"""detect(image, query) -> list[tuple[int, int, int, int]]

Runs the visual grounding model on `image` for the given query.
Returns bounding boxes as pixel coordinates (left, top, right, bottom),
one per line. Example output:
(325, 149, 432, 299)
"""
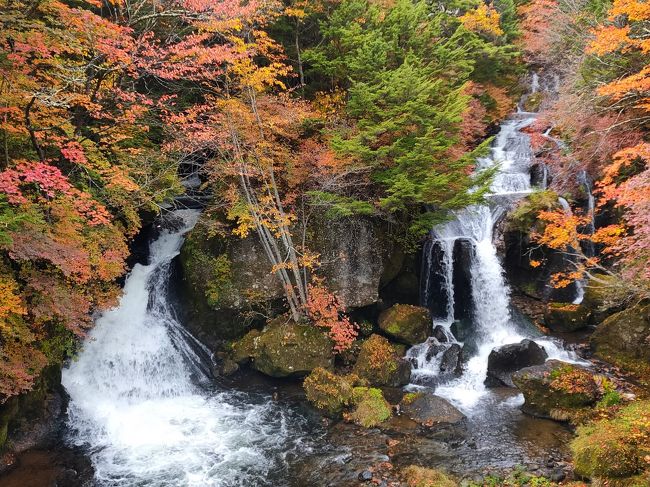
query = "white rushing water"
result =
(411, 112, 582, 412)
(62, 210, 306, 487)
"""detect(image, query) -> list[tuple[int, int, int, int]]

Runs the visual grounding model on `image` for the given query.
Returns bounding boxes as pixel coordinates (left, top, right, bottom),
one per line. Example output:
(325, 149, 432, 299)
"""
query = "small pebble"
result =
(358, 470, 373, 482)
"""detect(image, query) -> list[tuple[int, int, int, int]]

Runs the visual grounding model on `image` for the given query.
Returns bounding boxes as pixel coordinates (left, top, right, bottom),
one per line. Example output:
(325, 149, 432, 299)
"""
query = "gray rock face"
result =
(313, 217, 399, 309)
(399, 393, 466, 441)
(179, 215, 402, 344)
(400, 393, 465, 425)
(485, 339, 548, 388)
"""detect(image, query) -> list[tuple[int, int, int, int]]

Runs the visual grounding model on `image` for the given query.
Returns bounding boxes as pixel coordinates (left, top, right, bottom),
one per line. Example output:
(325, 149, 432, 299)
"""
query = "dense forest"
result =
(0, 0, 649, 485)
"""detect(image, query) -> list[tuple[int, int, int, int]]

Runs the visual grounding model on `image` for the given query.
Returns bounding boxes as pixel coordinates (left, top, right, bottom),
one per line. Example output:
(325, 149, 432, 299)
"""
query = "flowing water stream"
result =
(61, 210, 312, 487)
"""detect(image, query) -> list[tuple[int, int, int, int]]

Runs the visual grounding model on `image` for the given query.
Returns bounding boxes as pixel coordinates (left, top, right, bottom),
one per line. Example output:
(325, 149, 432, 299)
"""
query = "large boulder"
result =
(485, 339, 548, 388)
(231, 319, 333, 378)
(179, 215, 406, 346)
(353, 334, 411, 387)
(512, 360, 600, 420)
(378, 304, 431, 345)
(303, 368, 360, 417)
(591, 300, 650, 366)
(582, 275, 630, 325)
(399, 392, 465, 426)
(346, 387, 393, 428)
(544, 303, 592, 332)
(399, 392, 466, 441)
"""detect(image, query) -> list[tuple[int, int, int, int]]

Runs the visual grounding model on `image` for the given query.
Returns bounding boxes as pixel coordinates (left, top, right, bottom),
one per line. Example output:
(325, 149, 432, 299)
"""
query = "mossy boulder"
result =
(571, 400, 650, 480)
(544, 302, 592, 332)
(353, 334, 411, 387)
(303, 368, 363, 417)
(591, 300, 650, 365)
(378, 304, 431, 345)
(401, 465, 457, 487)
(231, 319, 333, 378)
(346, 387, 392, 428)
(512, 360, 600, 420)
(582, 275, 630, 325)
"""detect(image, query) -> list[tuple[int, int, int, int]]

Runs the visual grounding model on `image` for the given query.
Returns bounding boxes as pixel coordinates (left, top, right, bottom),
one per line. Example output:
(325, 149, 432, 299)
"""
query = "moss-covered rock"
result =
(378, 304, 431, 345)
(231, 319, 333, 378)
(544, 302, 592, 332)
(512, 360, 600, 420)
(582, 275, 630, 325)
(353, 334, 411, 387)
(571, 400, 650, 481)
(401, 465, 457, 487)
(346, 387, 392, 428)
(303, 368, 363, 417)
(591, 300, 650, 367)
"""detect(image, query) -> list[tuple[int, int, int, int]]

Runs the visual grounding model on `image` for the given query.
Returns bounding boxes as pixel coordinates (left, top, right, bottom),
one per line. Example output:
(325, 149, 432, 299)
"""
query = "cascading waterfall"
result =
(62, 210, 308, 487)
(411, 103, 580, 411)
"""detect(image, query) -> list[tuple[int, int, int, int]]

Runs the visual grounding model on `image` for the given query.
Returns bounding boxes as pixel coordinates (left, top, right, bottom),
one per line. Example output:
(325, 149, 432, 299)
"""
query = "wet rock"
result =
(582, 274, 629, 324)
(303, 368, 359, 417)
(423, 338, 448, 362)
(378, 304, 431, 345)
(452, 239, 474, 321)
(485, 339, 548, 388)
(353, 335, 411, 387)
(450, 319, 473, 342)
(544, 303, 592, 332)
(358, 470, 373, 481)
(512, 360, 600, 420)
(590, 300, 650, 365)
(399, 392, 466, 441)
(231, 318, 333, 378)
(549, 467, 565, 482)
(432, 325, 450, 343)
(439, 344, 463, 377)
(214, 358, 239, 377)
(348, 387, 392, 428)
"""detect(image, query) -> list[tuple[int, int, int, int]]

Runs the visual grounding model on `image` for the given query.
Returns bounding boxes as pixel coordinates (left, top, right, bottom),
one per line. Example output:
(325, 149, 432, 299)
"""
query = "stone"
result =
(512, 360, 600, 419)
(303, 368, 359, 417)
(590, 300, 650, 364)
(358, 470, 373, 482)
(544, 303, 592, 332)
(378, 304, 431, 345)
(484, 339, 548, 388)
(439, 344, 463, 377)
(348, 387, 392, 428)
(353, 335, 411, 387)
(399, 392, 466, 427)
(432, 325, 450, 343)
(231, 318, 333, 378)
(582, 274, 629, 325)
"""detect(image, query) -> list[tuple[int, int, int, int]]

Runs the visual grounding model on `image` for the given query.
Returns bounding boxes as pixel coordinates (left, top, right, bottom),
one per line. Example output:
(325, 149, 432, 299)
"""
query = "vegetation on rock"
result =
(353, 334, 411, 387)
(377, 304, 431, 345)
(571, 400, 650, 482)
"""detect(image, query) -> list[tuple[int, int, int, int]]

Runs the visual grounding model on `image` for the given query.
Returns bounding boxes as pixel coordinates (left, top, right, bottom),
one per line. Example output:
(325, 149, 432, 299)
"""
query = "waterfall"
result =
(62, 210, 306, 487)
(413, 111, 580, 411)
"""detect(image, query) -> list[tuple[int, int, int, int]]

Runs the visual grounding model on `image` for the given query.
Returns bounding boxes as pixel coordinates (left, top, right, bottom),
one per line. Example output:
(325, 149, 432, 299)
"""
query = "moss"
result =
(401, 465, 456, 487)
(378, 304, 431, 345)
(353, 334, 410, 387)
(346, 387, 392, 428)
(402, 392, 423, 406)
(303, 368, 361, 417)
(506, 190, 559, 233)
(231, 319, 333, 377)
(544, 302, 591, 332)
(571, 401, 650, 480)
